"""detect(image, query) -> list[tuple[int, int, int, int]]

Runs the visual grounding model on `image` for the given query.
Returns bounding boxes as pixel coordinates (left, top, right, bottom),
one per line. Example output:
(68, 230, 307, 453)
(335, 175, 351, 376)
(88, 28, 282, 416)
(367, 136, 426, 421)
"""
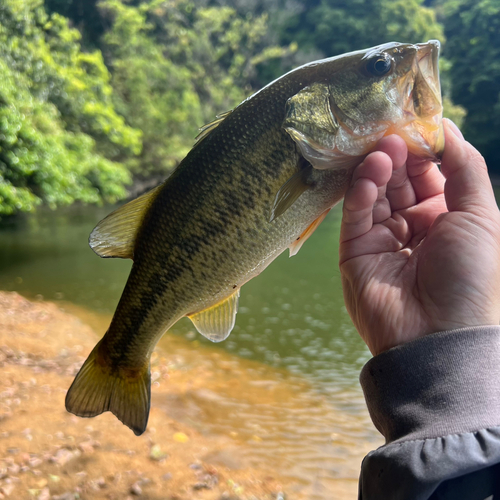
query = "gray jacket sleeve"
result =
(359, 327, 500, 500)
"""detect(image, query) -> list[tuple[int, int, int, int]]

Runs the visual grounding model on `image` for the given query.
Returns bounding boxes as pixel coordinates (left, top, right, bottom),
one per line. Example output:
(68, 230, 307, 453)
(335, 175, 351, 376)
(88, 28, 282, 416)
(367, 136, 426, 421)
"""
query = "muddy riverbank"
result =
(0, 292, 379, 499)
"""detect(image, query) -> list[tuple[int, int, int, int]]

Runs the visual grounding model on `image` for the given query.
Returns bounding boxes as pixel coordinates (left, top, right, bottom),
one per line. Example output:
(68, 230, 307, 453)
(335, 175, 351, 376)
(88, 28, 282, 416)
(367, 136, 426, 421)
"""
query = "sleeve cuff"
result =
(360, 326, 500, 444)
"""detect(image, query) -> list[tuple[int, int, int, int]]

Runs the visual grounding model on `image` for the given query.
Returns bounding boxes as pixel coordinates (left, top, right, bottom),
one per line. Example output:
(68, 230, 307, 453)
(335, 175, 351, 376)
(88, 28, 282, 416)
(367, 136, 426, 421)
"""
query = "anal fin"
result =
(289, 209, 331, 257)
(188, 289, 240, 342)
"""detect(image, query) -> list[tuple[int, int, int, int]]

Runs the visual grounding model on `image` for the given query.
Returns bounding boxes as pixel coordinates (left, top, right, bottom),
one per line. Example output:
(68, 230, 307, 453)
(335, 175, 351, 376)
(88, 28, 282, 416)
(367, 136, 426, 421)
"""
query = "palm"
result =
(339, 124, 500, 355)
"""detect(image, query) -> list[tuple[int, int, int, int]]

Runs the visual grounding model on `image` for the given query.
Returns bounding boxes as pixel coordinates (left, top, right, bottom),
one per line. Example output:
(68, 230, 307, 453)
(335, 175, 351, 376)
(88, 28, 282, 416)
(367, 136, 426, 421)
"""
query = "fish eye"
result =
(366, 54, 393, 77)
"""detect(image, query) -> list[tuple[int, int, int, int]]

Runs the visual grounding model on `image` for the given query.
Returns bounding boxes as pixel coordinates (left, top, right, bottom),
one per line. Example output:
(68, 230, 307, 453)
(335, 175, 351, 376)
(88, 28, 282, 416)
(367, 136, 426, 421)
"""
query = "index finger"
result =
(340, 151, 392, 243)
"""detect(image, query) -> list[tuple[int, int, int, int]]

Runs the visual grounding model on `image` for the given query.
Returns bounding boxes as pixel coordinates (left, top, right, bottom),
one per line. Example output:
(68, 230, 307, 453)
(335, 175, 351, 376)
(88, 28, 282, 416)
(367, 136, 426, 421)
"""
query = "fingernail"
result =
(444, 118, 464, 140)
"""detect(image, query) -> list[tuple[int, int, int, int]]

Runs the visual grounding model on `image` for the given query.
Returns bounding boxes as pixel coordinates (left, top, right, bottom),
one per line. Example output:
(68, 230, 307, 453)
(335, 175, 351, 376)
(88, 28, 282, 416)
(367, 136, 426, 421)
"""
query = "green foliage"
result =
(44, 0, 105, 48)
(0, 60, 130, 215)
(99, 0, 202, 175)
(277, 0, 444, 60)
(99, 0, 290, 176)
(442, 96, 467, 128)
(2, 0, 499, 214)
(0, 0, 140, 215)
(438, 58, 467, 128)
(441, 0, 500, 168)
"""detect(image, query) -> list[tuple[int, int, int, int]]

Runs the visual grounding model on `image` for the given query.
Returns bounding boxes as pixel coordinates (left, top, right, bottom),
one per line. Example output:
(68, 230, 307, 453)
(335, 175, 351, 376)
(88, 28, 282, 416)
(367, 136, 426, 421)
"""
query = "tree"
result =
(276, 0, 444, 61)
(98, 0, 289, 177)
(441, 0, 500, 170)
(0, 0, 142, 216)
(44, 0, 105, 49)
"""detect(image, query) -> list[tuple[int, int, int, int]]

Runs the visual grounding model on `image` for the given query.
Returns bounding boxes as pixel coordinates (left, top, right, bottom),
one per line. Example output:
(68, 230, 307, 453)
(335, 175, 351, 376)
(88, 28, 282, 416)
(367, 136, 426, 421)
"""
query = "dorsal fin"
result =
(188, 289, 240, 342)
(89, 184, 163, 259)
(195, 110, 233, 143)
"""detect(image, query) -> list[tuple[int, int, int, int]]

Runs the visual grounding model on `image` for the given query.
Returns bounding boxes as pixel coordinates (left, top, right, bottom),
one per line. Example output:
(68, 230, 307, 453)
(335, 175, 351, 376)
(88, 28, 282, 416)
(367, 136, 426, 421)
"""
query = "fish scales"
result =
(66, 41, 444, 435)
(108, 69, 341, 355)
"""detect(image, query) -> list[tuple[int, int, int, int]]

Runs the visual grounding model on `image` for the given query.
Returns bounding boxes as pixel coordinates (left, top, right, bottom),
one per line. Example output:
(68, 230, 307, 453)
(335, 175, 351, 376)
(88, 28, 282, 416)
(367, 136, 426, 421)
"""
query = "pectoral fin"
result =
(270, 164, 313, 222)
(289, 209, 330, 257)
(89, 184, 162, 259)
(188, 289, 240, 342)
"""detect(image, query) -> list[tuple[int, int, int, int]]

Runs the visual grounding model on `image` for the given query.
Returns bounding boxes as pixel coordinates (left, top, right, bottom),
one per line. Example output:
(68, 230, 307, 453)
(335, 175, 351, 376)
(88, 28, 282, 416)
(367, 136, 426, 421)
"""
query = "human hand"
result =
(339, 119, 500, 356)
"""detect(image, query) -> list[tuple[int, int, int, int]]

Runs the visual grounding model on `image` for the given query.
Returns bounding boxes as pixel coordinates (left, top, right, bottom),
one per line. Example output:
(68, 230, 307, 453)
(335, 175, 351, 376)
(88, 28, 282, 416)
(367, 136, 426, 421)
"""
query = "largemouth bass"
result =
(66, 41, 444, 435)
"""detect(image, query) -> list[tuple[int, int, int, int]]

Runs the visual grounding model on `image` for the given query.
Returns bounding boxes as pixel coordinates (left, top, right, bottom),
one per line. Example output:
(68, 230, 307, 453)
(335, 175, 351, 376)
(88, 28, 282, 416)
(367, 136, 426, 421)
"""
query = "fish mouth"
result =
(400, 40, 444, 160)
(415, 40, 441, 102)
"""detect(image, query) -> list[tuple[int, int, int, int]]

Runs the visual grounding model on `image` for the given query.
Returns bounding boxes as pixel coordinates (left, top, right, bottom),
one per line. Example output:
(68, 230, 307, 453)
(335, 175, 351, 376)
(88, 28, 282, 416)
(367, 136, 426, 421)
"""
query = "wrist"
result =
(362, 316, 500, 357)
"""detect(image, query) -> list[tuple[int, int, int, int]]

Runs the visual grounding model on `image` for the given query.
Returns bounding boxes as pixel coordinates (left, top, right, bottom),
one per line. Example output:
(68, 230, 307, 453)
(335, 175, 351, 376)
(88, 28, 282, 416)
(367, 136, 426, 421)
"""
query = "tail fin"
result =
(65, 341, 151, 436)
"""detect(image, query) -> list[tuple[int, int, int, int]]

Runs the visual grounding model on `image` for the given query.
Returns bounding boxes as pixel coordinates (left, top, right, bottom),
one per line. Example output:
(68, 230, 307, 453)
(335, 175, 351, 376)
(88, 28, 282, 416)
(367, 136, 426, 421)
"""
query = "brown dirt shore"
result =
(0, 291, 367, 500)
(0, 291, 299, 500)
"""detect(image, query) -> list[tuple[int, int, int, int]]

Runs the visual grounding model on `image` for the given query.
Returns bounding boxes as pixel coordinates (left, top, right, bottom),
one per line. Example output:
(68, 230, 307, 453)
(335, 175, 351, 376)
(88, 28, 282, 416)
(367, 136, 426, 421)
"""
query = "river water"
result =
(0, 204, 381, 497)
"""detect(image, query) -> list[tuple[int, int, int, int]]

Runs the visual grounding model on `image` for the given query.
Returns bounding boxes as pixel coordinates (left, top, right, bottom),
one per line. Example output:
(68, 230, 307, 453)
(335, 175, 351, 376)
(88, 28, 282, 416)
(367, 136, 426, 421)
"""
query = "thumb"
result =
(440, 118, 497, 215)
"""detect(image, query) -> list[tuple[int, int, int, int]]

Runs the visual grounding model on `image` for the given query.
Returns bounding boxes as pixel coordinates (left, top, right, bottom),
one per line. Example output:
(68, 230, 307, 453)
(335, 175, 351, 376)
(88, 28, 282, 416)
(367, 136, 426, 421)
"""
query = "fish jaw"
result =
(283, 40, 444, 170)
(395, 40, 444, 161)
